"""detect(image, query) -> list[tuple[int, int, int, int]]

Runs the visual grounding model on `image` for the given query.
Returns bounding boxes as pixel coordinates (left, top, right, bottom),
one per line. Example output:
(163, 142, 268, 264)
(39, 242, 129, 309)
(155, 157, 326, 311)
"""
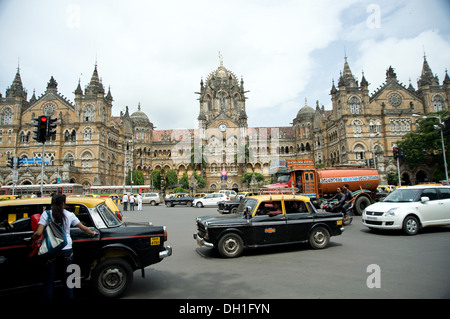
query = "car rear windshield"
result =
(97, 203, 121, 227)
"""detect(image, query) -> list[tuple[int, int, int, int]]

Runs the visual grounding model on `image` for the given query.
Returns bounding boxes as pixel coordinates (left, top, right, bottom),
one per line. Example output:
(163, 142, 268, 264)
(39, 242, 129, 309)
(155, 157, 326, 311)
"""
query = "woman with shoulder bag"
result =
(32, 194, 97, 299)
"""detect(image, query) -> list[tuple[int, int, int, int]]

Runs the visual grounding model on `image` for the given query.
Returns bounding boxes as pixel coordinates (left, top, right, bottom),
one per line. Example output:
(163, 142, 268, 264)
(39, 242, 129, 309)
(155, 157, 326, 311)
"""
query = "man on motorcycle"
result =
(328, 186, 346, 212)
(341, 184, 354, 222)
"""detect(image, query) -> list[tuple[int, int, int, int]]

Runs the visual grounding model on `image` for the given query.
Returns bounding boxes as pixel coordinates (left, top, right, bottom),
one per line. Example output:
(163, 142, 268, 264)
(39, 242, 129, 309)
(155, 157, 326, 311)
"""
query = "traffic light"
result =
(17, 157, 24, 168)
(7, 157, 14, 168)
(393, 147, 399, 159)
(32, 115, 48, 143)
(47, 117, 57, 138)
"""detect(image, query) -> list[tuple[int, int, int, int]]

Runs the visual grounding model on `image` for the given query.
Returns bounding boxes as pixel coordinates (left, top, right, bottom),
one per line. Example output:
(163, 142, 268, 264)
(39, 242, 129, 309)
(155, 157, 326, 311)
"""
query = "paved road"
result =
(122, 204, 450, 299)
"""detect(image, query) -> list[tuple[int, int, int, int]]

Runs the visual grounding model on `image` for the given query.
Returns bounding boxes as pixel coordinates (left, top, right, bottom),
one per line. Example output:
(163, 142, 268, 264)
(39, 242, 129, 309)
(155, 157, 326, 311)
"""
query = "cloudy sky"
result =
(1, 0, 449, 130)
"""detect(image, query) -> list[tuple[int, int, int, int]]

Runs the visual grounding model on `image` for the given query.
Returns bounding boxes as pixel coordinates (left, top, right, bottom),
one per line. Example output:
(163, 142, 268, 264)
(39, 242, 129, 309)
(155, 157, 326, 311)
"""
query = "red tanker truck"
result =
(261, 159, 380, 215)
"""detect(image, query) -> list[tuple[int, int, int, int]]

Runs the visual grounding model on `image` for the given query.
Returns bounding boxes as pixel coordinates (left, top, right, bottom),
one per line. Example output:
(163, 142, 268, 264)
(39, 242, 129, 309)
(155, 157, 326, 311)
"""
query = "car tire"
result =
(196, 202, 203, 208)
(309, 227, 330, 249)
(187, 201, 192, 207)
(150, 200, 156, 206)
(218, 233, 244, 258)
(230, 207, 238, 214)
(403, 215, 420, 235)
(92, 258, 133, 298)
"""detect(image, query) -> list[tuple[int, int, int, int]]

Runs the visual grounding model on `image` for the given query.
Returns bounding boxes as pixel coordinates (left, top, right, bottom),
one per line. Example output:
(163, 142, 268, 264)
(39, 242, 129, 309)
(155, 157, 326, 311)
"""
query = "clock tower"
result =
(195, 54, 249, 190)
(196, 54, 248, 134)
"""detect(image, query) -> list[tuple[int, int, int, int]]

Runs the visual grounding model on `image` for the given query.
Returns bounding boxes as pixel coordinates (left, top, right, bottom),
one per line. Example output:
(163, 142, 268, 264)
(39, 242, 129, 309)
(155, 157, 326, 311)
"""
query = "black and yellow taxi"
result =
(194, 194, 344, 258)
(0, 196, 172, 298)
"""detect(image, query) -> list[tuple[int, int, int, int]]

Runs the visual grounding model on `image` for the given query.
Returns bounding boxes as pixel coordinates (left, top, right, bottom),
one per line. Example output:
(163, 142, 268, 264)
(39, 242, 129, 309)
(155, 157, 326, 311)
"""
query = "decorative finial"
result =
(219, 51, 223, 67)
(138, 102, 141, 111)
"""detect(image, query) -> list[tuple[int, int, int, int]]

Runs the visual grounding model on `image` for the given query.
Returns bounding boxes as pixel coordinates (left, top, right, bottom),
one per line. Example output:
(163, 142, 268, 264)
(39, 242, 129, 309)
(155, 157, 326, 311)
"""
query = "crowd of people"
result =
(121, 193, 143, 211)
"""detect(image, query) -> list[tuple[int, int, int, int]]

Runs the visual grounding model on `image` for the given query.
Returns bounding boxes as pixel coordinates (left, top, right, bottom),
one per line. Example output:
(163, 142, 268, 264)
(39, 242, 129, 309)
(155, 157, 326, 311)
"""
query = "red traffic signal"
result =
(393, 147, 399, 159)
(33, 115, 49, 143)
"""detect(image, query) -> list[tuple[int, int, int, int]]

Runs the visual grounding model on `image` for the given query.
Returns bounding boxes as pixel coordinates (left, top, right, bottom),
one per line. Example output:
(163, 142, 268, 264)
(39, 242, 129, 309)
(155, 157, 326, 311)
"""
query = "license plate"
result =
(366, 216, 377, 221)
(336, 220, 342, 225)
(151, 237, 160, 245)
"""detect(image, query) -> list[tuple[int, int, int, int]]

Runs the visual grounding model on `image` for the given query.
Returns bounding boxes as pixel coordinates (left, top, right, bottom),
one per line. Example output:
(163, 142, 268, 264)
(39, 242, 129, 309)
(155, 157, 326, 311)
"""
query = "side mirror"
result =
(420, 196, 430, 203)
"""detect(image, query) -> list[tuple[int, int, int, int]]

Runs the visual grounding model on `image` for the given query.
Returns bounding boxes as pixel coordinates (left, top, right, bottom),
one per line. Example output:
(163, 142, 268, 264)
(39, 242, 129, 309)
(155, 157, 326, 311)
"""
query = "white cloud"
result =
(0, 0, 449, 130)
(353, 30, 450, 93)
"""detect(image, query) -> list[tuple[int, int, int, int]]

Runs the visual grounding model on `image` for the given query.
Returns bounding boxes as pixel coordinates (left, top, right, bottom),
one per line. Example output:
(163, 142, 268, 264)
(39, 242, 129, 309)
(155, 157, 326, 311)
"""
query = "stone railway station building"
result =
(0, 56, 448, 190)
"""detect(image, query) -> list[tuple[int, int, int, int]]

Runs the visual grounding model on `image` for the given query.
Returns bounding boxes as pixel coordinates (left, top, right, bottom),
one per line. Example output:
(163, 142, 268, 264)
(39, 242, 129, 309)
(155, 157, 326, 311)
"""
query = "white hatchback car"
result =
(362, 185, 450, 235)
(192, 193, 230, 208)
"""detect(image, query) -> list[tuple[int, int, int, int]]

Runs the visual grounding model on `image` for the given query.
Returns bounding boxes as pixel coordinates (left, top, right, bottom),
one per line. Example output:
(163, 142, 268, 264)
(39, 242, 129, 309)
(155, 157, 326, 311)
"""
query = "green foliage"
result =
(173, 186, 187, 193)
(179, 172, 189, 189)
(151, 170, 161, 190)
(126, 170, 144, 185)
(165, 169, 178, 188)
(398, 111, 449, 179)
(241, 172, 264, 187)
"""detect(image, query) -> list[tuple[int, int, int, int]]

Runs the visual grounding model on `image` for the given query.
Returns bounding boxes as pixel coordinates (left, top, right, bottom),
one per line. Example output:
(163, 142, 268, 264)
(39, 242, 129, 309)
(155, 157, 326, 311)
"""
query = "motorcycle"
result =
(321, 200, 354, 226)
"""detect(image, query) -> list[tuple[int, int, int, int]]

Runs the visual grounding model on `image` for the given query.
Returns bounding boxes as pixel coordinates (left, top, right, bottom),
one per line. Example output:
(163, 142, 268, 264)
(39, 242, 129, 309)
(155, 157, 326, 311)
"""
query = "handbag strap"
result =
(45, 210, 53, 223)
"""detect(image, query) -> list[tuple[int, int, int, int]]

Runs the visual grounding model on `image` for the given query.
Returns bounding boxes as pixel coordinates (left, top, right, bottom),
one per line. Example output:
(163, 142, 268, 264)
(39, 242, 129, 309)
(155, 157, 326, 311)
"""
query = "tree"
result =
(126, 169, 144, 185)
(179, 172, 189, 189)
(165, 169, 178, 189)
(398, 111, 449, 180)
(241, 172, 264, 187)
(151, 170, 161, 190)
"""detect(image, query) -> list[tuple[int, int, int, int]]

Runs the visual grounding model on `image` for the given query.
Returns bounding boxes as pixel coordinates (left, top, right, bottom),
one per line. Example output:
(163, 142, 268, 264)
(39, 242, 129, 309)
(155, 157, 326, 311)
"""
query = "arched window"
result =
(432, 94, 445, 112)
(81, 151, 93, 169)
(84, 128, 93, 141)
(1, 107, 13, 125)
(82, 104, 95, 122)
(349, 96, 361, 114)
(354, 144, 366, 160)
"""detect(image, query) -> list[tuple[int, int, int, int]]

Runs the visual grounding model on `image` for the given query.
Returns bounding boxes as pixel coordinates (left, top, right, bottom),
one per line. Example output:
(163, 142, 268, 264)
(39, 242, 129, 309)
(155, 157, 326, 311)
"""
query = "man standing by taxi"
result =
(122, 193, 128, 211)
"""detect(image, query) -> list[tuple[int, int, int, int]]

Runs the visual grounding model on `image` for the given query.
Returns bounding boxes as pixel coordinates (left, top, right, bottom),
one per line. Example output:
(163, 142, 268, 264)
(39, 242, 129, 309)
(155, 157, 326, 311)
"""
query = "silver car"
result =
(141, 193, 162, 206)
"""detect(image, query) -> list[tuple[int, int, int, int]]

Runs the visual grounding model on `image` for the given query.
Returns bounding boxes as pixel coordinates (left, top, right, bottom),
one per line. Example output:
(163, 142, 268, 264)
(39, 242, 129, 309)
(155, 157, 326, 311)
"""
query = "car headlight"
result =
(385, 207, 399, 217)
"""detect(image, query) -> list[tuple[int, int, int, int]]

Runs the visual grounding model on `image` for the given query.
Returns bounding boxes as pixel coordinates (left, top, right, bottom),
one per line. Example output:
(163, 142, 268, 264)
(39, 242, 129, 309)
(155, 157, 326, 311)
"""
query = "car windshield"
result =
(383, 188, 421, 202)
(97, 202, 121, 227)
(276, 174, 290, 183)
(236, 198, 258, 215)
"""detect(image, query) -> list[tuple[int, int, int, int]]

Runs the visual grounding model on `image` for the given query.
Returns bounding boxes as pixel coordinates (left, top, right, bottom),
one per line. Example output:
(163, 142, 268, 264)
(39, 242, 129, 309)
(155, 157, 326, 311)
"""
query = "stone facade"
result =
(1, 55, 448, 190)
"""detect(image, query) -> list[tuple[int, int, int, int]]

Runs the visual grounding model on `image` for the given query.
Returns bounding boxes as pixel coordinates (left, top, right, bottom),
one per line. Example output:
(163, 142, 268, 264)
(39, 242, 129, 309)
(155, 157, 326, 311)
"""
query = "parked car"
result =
(362, 185, 450, 235)
(141, 192, 162, 206)
(218, 190, 237, 200)
(164, 194, 194, 207)
(217, 198, 242, 214)
(194, 194, 344, 257)
(0, 197, 172, 297)
(192, 193, 230, 208)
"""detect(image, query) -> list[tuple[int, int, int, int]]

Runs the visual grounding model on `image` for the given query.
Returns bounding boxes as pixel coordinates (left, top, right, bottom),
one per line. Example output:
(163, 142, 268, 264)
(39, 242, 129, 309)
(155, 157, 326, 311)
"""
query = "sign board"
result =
(20, 158, 50, 165)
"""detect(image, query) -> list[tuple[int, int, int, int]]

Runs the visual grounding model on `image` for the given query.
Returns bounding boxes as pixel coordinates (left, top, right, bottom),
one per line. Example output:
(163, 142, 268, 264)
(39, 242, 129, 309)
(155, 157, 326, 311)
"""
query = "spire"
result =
(75, 78, 83, 95)
(338, 56, 357, 88)
(418, 55, 439, 87)
(219, 51, 223, 67)
(85, 63, 105, 95)
(360, 71, 369, 87)
(444, 69, 450, 86)
(6, 67, 26, 98)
